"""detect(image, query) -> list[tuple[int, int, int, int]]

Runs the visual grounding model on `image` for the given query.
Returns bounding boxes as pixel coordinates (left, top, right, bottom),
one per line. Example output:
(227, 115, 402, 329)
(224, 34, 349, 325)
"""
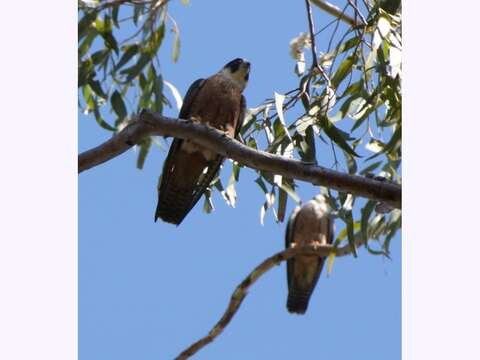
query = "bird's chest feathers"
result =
(181, 76, 242, 159)
(190, 76, 242, 133)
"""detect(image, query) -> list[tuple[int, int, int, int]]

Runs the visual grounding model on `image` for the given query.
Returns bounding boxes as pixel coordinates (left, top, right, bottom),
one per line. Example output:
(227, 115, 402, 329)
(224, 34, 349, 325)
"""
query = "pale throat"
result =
(219, 69, 248, 92)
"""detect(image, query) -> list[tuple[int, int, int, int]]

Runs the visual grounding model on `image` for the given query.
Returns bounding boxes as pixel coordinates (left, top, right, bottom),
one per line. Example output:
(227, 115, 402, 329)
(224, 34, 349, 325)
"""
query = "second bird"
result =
(285, 195, 334, 314)
(154, 58, 250, 225)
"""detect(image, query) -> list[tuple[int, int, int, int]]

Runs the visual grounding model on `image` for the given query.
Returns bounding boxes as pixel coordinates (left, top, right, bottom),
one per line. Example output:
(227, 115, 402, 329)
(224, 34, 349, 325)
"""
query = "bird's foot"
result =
(311, 241, 323, 249)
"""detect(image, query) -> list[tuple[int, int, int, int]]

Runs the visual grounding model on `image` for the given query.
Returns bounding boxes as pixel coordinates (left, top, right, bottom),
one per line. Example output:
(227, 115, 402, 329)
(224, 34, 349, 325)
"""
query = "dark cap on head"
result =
(224, 58, 250, 73)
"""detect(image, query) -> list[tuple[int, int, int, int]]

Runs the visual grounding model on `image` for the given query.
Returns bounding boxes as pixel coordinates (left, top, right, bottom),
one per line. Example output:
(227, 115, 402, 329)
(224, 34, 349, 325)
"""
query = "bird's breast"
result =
(180, 75, 242, 159)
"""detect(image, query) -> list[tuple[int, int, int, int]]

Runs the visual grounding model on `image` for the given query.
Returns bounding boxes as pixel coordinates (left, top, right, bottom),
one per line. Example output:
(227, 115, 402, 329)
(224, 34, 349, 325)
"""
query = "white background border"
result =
(1, 1, 480, 359)
(0, 1, 77, 359)
(403, 0, 480, 358)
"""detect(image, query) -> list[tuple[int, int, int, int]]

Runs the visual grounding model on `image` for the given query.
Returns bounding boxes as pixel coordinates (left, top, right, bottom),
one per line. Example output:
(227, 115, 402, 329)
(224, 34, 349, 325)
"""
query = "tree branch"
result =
(174, 242, 358, 360)
(78, 110, 401, 209)
(310, 0, 364, 27)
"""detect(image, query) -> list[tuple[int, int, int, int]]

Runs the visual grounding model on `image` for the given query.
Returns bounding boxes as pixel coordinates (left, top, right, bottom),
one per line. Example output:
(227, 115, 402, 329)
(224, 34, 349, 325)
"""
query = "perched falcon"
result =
(285, 195, 334, 314)
(154, 58, 250, 225)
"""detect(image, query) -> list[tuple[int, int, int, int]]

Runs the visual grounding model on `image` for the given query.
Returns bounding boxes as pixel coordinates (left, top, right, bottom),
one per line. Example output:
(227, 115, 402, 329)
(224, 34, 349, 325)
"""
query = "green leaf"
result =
(337, 94, 363, 120)
(112, 5, 120, 28)
(120, 52, 150, 83)
(278, 179, 300, 204)
(78, 58, 94, 87)
(331, 54, 357, 88)
(340, 80, 364, 98)
(379, 124, 401, 154)
(366, 124, 401, 160)
(343, 150, 357, 174)
(277, 187, 288, 223)
(115, 44, 139, 71)
(319, 116, 360, 157)
(153, 74, 164, 114)
(326, 252, 336, 276)
(111, 90, 127, 120)
(136, 137, 152, 169)
(255, 176, 268, 194)
(274, 92, 286, 124)
(102, 31, 119, 54)
(172, 35, 181, 63)
(365, 138, 385, 154)
(302, 125, 317, 163)
(360, 200, 376, 248)
(88, 79, 108, 99)
(78, 11, 97, 41)
(259, 187, 276, 225)
(225, 163, 240, 207)
(79, 31, 97, 57)
(94, 16, 118, 54)
(360, 160, 383, 175)
(274, 92, 292, 142)
(138, 72, 148, 91)
(212, 177, 224, 193)
(345, 211, 358, 257)
(334, 35, 361, 56)
(133, 4, 144, 26)
(380, 0, 401, 14)
(91, 49, 109, 66)
(172, 26, 181, 63)
(144, 23, 165, 56)
(203, 188, 214, 214)
(82, 84, 95, 112)
(383, 210, 401, 253)
(93, 107, 116, 131)
(247, 137, 258, 149)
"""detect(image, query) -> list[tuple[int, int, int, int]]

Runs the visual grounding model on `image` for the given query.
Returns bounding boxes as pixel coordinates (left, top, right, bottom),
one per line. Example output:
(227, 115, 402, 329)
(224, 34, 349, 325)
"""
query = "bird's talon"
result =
(311, 241, 322, 249)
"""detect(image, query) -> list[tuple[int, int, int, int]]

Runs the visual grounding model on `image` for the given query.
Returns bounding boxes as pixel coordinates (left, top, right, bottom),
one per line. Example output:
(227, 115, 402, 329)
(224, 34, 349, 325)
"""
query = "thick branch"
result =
(174, 242, 357, 360)
(78, 110, 401, 209)
(310, 0, 363, 27)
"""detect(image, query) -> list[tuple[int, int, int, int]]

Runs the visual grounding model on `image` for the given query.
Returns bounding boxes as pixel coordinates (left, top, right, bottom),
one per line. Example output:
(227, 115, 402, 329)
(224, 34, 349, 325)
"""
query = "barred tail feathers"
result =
(287, 287, 314, 314)
(155, 150, 208, 225)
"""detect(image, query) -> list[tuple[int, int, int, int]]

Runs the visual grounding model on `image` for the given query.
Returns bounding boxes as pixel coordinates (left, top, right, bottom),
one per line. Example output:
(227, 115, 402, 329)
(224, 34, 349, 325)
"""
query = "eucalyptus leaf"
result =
(120, 53, 150, 83)
(111, 90, 127, 120)
(319, 116, 360, 157)
(331, 54, 357, 88)
(115, 44, 140, 71)
(277, 188, 287, 223)
(136, 136, 152, 169)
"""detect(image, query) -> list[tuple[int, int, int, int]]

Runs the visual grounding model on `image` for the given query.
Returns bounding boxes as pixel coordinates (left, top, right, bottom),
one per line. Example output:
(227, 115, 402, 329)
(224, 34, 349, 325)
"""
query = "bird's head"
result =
(220, 58, 250, 92)
(311, 194, 331, 213)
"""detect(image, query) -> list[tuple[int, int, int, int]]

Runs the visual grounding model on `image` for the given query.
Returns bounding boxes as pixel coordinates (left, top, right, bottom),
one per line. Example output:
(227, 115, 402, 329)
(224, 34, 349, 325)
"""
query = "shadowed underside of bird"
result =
(286, 195, 334, 314)
(154, 58, 250, 225)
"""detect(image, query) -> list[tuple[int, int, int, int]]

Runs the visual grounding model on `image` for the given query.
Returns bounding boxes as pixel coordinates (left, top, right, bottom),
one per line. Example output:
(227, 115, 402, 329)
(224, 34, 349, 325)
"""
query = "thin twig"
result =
(305, 0, 331, 87)
(347, 0, 368, 26)
(175, 241, 362, 360)
(314, 17, 338, 36)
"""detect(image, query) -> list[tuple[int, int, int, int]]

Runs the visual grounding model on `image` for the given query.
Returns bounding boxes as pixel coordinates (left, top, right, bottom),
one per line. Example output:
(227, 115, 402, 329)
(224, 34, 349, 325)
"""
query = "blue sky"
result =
(79, 1, 400, 359)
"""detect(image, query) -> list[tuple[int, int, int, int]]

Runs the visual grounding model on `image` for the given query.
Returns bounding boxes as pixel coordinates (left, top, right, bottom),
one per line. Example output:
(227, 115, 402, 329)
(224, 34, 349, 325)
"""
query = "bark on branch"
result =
(78, 110, 401, 209)
(174, 242, 358, 360)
